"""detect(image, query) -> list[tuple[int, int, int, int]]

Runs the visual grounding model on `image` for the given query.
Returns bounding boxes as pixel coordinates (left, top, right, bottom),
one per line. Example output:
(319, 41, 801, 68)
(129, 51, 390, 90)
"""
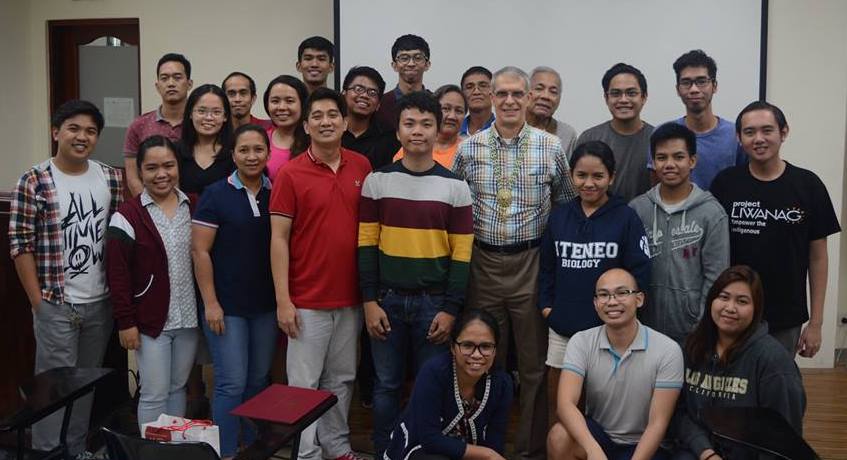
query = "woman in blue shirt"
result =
(192, 124, 277, 459)
(385, 309, 513, 460)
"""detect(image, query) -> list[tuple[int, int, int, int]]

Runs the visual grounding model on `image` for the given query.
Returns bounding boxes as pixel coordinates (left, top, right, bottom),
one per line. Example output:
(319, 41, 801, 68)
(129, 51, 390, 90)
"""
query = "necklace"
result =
(489, 129, 529, 216)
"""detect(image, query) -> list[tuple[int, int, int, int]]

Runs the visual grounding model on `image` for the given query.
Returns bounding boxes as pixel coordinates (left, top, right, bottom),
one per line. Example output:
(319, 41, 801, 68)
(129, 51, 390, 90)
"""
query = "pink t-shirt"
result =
(266, 127, 292, 182)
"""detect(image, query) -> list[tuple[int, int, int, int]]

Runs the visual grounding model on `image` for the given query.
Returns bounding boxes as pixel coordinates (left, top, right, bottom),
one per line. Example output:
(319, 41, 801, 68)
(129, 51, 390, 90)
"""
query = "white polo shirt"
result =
(563, 322, 683, 444)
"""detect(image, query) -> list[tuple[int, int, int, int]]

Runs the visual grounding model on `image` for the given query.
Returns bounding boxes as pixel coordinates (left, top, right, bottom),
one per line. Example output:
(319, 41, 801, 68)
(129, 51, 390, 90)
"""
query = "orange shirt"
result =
(393, 140, 460, 169)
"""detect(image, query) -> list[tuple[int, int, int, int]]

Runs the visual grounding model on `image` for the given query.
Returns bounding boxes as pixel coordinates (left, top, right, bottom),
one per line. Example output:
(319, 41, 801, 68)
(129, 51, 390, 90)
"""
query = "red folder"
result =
(231, 384, 334, 424)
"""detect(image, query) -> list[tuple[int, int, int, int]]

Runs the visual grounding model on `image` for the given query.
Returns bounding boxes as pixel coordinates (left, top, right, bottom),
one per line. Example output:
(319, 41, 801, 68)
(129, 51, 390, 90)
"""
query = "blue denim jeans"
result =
(203, 310, 278, 457)
(135, 328, 200, 429)
(370, 290, 449, 455)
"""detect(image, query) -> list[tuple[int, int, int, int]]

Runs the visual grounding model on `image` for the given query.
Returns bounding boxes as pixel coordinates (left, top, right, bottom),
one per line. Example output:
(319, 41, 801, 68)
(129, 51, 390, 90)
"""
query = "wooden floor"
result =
(348, 365, 847, 459)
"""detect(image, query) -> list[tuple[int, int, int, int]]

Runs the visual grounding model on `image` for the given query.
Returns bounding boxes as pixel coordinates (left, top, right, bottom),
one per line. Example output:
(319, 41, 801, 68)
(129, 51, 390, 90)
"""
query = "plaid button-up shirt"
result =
(453, 123, 575, 246)
(8, 159, 124, 305)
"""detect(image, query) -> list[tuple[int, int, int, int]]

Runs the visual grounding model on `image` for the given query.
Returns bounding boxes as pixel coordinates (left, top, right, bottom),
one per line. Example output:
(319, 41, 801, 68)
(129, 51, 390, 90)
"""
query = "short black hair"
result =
(450, 309, 501, 346)
(396, 91, 442, 131)
(51, 99, 105, 134)
(222, 71, 257, 97)
(570, 141, 616, 177)
(306, 87, 348, 118)
(391, 34, 430, 60)
(157, 53, 191, 79)
(342, 66, 386, 97)
(602, 62, 647, 95)
(735, 100, 789, 134)
(650, 122, 697, 158)
(673, 49, 717, 82)
(460, 66, 492, 87)
(298, 36, 334, 62)
(136, 135, 179, 173)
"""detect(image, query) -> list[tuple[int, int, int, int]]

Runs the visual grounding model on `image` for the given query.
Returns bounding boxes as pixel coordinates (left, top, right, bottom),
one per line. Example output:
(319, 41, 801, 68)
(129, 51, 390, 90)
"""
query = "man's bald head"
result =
(596, 268, 638, 291)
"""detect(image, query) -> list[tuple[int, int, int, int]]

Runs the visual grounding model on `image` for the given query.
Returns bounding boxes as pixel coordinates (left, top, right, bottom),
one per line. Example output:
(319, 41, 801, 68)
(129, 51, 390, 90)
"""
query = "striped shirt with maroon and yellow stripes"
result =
(358, 161, 474, 315)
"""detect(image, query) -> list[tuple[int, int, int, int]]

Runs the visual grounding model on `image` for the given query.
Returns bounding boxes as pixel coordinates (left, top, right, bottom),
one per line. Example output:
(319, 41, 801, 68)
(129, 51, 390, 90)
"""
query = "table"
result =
(0, 367, 114, 460)
(233, 384, 338, 460)
(703, 406, 820, 459)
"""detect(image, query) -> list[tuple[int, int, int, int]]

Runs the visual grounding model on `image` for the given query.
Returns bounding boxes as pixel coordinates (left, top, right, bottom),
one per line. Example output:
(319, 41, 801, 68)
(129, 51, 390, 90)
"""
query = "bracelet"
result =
(704, 453, 718, 460)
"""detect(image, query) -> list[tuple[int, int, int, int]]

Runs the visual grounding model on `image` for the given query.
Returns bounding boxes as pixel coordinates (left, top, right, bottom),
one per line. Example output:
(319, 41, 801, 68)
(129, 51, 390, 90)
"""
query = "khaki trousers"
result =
(468, 246, 548, 460)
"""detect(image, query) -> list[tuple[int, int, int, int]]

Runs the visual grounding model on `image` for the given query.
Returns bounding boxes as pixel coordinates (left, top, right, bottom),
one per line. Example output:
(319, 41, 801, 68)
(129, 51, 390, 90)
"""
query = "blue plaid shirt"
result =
(8, 159, 124, 305)
(453, 123, 575, 246)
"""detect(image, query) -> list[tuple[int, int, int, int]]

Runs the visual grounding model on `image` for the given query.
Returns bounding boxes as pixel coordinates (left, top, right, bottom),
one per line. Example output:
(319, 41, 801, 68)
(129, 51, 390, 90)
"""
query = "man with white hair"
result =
(453, 66, 576, 460)
(526, 66, 579, 158)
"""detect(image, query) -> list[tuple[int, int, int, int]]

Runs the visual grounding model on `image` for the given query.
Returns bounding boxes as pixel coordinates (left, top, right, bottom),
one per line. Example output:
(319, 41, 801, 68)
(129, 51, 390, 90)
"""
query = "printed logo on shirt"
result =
(354, 179, 362, 187)
(728, 200, 805, 235)
(61, 191, 107, 278)
(554, 241, 619, 268)
(685, 368, 748, 400)
(645, 220, 703, 258)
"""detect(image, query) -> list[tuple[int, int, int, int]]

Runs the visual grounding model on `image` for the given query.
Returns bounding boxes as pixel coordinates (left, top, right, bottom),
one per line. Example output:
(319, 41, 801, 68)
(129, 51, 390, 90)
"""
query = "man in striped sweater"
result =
(358, 91, 474, 457)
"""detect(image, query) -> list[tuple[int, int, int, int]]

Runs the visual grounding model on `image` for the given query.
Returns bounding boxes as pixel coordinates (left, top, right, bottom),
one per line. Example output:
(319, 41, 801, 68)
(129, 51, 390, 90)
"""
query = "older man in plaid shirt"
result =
(9, 100, 123, 459)
(453, 66, 575, 460)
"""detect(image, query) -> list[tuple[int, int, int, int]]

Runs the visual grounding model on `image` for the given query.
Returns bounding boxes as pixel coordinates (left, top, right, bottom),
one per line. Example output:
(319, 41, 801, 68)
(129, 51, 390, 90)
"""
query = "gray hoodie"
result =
(629, 184, 729, 342)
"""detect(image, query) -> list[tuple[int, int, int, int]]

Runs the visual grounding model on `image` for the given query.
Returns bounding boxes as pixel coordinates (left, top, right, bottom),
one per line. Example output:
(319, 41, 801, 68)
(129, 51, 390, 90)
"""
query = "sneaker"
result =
(335, 451, 369, 460)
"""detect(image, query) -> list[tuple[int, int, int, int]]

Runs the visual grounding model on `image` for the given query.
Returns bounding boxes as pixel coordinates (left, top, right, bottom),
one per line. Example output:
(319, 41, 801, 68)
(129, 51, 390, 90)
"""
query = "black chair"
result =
(100, 427, 219, 460)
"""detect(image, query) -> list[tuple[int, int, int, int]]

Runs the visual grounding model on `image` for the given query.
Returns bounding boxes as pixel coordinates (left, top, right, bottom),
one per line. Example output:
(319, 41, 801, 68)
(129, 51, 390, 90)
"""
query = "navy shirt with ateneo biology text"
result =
(539, 195, 652, 337)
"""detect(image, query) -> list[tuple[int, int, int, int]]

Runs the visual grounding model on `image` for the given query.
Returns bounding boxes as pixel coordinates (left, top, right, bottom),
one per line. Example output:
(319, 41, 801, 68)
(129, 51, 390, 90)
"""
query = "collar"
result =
(393, 84, 426, 100)
(155, 106, 183, 126)
(489, 122, 530, 146)
(227, 170, 271, 191)
(460, 113, 496, 136)
(140, 188, 190, 207)
(306, 147, 347, 167)
(599, 321, 648, 352)
(155, 106, 166, 122)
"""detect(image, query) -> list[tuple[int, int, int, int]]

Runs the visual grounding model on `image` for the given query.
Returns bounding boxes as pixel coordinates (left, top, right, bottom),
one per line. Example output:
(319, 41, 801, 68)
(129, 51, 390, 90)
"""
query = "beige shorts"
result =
(545, 328, 570, 368)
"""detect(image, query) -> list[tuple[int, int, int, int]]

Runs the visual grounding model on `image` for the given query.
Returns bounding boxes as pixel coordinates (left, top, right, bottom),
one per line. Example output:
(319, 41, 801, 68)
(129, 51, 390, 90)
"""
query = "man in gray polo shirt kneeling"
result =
(548, 268, 683, 460)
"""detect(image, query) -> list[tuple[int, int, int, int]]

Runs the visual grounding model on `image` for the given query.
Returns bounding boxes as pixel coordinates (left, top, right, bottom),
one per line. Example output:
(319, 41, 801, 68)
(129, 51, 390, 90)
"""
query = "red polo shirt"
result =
(123, 107, 182, 158)
(269, 148, 372, 308)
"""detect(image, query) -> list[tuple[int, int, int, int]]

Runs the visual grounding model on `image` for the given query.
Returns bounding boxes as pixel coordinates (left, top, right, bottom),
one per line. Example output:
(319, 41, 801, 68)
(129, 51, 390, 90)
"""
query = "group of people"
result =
(8, 32, 840, 460)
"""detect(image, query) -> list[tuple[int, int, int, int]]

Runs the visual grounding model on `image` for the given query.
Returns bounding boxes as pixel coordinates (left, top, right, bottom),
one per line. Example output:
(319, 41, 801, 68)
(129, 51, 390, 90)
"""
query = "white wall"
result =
(767, 0, 847, 367)
(0, 0, 35, 189)
(0, 0, 332, 190)
(1, 0, 845, 366)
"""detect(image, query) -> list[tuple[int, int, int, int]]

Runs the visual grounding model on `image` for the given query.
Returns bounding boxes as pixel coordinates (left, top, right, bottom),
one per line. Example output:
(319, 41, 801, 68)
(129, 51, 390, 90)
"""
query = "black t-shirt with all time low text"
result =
(710, 162, 840, 331)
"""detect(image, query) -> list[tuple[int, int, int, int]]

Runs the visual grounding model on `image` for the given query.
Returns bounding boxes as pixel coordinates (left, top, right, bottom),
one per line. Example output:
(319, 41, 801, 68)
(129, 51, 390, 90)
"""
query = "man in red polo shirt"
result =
(123, 53, 192, 196)
(269, 88, 371, 460)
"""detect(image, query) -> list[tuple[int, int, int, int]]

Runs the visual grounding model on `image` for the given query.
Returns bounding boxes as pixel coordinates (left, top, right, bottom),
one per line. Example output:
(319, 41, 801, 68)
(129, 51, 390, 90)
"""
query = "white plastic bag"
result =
(141, 413, 221, 456)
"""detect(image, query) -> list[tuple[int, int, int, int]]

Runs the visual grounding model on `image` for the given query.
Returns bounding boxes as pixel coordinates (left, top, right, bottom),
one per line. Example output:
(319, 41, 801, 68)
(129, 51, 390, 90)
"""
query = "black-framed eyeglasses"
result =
(594, 289, 640, 304)
(678, 77, 713, 89)
(606, 89, 641, 99)
(454, 341, 496, 357)
(346, 84, 380, 99)
(394, 53, 428, 64)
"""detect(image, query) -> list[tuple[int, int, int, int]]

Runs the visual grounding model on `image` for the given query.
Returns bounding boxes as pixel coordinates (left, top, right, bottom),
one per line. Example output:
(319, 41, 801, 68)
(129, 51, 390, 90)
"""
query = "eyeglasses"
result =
(454, 341, 496, 357)
(394, 53, 428, 64)
(594, 289, 640, 304)
(193, 108, 225, 119)
(493, 90, 526, 100)
(346, 84, 380, 99)
(678, 77, 713, 89)
(606, 89, 641, 99)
